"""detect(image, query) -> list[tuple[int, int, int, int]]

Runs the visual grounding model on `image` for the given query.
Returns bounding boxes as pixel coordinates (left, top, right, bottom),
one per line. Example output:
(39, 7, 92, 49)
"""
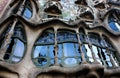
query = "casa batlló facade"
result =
(0, 0, 120, 78)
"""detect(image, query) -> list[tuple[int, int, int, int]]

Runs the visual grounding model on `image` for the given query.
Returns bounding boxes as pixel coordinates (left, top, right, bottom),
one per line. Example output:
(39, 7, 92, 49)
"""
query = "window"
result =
(108, 10, 120, 32)
(57, 30, 80, 67)
(102, 36, 119, 67)
(88, 33, 113, 66)
(3, 24, 26, 63)
(78, 30, 119, 67)
(33, 29, 55, 67)
(85, 33, 119, 67)
(21, 1, 32, 19)
(32, 28, 119, 67)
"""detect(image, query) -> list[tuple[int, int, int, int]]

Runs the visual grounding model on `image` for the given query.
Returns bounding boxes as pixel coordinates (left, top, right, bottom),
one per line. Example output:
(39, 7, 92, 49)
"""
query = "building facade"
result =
(0, 0, 120, 78)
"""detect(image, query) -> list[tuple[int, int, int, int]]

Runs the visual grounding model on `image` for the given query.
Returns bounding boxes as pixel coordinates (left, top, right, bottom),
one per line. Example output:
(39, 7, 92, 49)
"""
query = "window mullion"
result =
(77, 32, 87, 63)
(87, 33, 100, 64)
(98, 47, 107, 66)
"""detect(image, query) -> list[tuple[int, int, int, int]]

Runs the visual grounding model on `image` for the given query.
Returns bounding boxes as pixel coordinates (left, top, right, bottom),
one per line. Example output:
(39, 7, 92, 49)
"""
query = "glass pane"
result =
(57, 31, 77, 42)
(101, 49, 110, 61)
(108, 14, 120, 32)
(84, 44, 92, 58)
(63, 43, 76, 57)
(48, 45, 54, 58)
(111, 51, 119, 66)
(23, 8, 32, 19)
(13, 39, 25, 57)
(103, 36, 114, 49)
(58, 44, 63, 58)
(84, 44, 94, 62)
(92, 45, 99, 58)
(11, 57, 21, 62)
(96, 59, 102, 65)
(80, 34, 86, 42)
(109, 22, 119, 31)
(115, 22, 120, 31)
(14, 26, 26, 40)
(37, 58, 47, 66)
(50, 59, 54, 65)
(88, 34, 101, 46)
(33, 46, 47, 58)
(106, 61, 112, 67)
(64, 58, 77, 65)
(37, 33, 54, 44)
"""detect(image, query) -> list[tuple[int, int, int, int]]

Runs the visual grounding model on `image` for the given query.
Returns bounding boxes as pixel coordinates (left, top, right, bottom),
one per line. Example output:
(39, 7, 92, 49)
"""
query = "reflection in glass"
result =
(64, 58, 77, 65)
(33, 45, 54, 67)
(33, 29, 55, 67)
(57, 31, 77, 42)
(23, 8, 32, 19)
(63, 43, 76, 57)
(3, 25, 26, 63)
(4, 38, 25, 63)
(34, 46, 47, 58)
(37, 58, 47, 66)
(37, 32, 54, 44)
(83, 44, 94, 62)
(89, 33, 101, 46)
(99, 48, 112, 67)
(110, 52, 119, 67)
(58, 43, 80, 66)
(21, 1, 32, 19)
(57, 30, 80, 66)
(13, 39, 25, 57)
(108, 14, 120, 32)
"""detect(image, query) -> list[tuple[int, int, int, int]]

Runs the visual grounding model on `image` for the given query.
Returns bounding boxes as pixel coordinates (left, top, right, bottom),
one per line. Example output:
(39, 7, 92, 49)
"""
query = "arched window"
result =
(3, 24, 26, 63)
(33, 29, 55, 67)
(57, 30, 80, 67)
(21, 0, 32, 19)
(79, 29, 93, 63)
(4, 24, 26, 63)
(79, 30, 119, 67)
(88, 33, 104, 64)
(102, 35, 119, 67)
(108, 10, 120, 32)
